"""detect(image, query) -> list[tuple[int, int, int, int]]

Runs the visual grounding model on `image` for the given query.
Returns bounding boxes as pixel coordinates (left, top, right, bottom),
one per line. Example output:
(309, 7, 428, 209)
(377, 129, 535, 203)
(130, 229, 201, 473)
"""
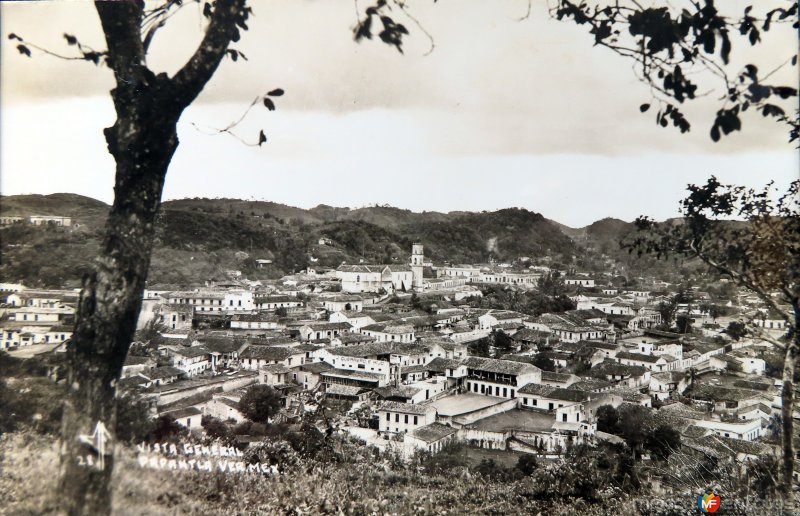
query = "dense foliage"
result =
(238, 385, 283, 425)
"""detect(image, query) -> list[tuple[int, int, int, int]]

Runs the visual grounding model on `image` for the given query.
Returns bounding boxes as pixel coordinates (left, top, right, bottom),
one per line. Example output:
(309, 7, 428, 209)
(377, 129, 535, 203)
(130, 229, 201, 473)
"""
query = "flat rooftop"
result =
(471, 409, 555, 433)
(429, 393, 508, 417)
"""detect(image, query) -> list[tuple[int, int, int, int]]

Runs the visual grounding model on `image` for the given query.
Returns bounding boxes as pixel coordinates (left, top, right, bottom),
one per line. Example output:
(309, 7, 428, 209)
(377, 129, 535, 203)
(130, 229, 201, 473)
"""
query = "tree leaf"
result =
(258, 130, 267, 146)
(17, 44, 31, 57)
(263, 98, 275, 111)
(8, 33, 22, 41)
(64, 33, 77, 45)
(710, 124, 721, 142)
(267, 88, 284, 97)
(202, 2, 212, 18)
(640, 103, 650, 112)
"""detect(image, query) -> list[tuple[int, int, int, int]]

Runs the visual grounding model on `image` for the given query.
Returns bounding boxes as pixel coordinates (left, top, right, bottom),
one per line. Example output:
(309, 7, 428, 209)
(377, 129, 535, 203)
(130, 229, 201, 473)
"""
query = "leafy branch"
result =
(551, 1, 799, 141)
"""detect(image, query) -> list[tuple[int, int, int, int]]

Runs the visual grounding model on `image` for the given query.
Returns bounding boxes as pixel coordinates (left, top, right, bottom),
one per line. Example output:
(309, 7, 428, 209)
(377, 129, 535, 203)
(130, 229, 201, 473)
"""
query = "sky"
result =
(1, 0, 797, 227)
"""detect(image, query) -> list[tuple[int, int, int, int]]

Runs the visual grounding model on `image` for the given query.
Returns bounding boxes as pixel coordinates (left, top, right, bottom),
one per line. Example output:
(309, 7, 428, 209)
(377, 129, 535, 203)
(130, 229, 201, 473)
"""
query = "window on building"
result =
(395, 414, 399, 423)
(404, 415, 408, 424)
(386, 413, 390, 421)
(414, 416, 418, 425)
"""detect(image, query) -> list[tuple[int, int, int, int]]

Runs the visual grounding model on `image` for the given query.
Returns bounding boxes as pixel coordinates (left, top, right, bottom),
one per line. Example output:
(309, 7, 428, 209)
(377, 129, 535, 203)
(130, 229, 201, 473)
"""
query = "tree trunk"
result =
(55, 2, 245, 511)
(58, 77, 180, 514)
(780, 302, 800, 511)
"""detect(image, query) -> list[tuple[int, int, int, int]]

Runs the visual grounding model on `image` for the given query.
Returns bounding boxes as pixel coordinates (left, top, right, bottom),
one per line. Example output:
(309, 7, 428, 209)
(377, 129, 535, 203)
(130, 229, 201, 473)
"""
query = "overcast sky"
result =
(2, 0, 797, 227)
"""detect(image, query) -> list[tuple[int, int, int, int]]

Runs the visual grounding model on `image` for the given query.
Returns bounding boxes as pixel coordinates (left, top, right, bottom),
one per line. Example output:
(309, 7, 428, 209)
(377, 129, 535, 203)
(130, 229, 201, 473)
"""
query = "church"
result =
(336, 244, 425, 293)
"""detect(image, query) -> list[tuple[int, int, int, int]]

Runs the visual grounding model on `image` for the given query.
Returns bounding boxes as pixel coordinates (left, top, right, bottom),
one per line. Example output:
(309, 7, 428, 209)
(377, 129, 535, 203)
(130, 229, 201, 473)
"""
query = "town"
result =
(1, 232, 787, 481)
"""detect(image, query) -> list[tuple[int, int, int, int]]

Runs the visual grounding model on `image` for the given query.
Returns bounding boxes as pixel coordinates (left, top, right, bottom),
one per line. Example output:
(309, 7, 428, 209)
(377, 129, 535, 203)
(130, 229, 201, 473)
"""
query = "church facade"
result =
(337, 244, 424, 293)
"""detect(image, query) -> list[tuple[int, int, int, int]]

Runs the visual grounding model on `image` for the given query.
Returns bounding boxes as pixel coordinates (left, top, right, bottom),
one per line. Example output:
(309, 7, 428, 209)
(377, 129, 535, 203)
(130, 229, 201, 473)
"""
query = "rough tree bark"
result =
(58, 1, 247, 513)
(780, 303, 800, 505)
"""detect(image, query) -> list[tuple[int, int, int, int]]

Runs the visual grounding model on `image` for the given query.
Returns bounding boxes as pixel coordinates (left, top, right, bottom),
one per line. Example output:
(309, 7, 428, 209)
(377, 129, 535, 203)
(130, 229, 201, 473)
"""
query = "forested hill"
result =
(1, 194, 624, 288)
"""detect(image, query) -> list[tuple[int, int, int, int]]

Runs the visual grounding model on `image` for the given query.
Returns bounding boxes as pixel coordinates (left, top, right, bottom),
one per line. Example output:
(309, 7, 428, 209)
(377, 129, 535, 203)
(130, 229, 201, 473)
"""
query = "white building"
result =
(378, 401, 436, 434)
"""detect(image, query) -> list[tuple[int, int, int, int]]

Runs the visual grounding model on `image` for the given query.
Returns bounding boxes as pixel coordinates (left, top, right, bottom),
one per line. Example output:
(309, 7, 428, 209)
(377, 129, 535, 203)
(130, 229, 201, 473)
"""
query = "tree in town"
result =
(725, 321, 748, 341)
(201, 415, 233, 442)
(114, 394, 154, 444)
(493, 330, 515, 354)
(537, 271, 567, 298)
(624, 177, 799, 501)
(675, 313, 693, 334)
(644, 423, 681, 460)
(238, 384, 283, 425)
(468, 337, 492, 358)
(656, 299, 678, 329)
(616, 404, 653, 457)
(532, 353, 556, 372)
(516, 453, 539, 475)
(595, 404, 619, 434)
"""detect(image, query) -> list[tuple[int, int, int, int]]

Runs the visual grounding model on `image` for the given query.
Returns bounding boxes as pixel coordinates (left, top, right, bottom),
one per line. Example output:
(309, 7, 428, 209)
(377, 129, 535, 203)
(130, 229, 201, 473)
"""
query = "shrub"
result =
(516, 453, 539, 475)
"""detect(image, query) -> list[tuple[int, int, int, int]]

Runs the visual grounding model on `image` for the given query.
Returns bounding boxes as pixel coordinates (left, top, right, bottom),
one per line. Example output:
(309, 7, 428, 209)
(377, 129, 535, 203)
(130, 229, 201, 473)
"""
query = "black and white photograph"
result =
(1, 1, 798, 514)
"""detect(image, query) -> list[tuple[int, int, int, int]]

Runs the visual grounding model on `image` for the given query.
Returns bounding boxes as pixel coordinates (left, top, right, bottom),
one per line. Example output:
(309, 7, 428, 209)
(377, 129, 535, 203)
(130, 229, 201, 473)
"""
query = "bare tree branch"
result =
(173, 0, 249, 108)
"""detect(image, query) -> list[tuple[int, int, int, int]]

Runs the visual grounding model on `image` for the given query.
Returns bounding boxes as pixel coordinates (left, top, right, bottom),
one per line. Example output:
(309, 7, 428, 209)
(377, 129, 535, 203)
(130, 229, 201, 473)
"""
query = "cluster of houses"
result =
(0, 214, 72, 226)
(1, 244, 786, 468)
(0, 284, 75, 349)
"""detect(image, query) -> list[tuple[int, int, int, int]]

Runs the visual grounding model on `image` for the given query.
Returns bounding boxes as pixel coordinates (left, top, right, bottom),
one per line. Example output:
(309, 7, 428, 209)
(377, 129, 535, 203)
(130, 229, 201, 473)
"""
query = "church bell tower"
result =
(411, 243, 424, 290)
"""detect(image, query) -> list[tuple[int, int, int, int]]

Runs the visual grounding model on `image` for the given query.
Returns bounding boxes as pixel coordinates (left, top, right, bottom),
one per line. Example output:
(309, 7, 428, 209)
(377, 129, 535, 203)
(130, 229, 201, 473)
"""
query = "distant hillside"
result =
(1, 194, 584, 288)
(0, 193, 110, 229)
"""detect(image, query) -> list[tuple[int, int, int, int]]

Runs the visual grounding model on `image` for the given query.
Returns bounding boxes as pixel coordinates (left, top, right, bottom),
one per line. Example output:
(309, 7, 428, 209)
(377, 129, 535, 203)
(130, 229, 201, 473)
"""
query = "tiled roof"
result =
(690, 384, 767, 402)
(590, 360, 649, 378)
(541, 371, 576, 384)
(616, 351, 662, 364)
(571, 379, 613, 392)
(124, 355, 152, 366)
(145, 366, 185, 380)
(325, 295, 364, 302)
(377, 401, 433, 415)
(426, 357, 462, 373)
(732, 380, 773, 392)
(261, 364, 291, 374)
(320, 369, 384, 381)
(325, 384, 365, 396)
(517, 384, 591, 402)
(300, 361, 334, 374)
(303, 322, 352, 331)
(239, 346, 299, 361)
(330, 341, 429, 358)
(695, 434, 778, 457)
(172, 346, 210, 358)
(361, 323, 414, 334)
(373, 386, 421, 400)
(462, 356, 540, 376)
(255, 295, 300, 304)
(410, 423, 458, 443)
(336, 332, 377, 344)
(199, 337, 245, 353)
(337, 264, 389, 274)
(231, 313, 280, 322)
